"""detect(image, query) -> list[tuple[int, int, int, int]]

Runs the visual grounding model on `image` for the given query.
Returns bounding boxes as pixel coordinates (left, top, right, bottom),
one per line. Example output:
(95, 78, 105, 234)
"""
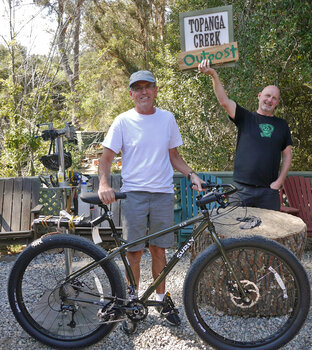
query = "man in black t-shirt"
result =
(198, 59, 292, 211)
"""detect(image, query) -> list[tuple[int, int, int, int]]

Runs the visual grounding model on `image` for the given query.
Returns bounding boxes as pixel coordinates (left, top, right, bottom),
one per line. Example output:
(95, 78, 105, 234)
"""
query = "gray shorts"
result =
(121, 192, 175, 252)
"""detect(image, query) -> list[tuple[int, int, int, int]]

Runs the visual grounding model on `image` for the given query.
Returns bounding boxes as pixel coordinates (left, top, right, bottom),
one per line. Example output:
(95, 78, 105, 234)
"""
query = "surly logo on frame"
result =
(177, 237, 195, 259)
(259, 123, 274, 138)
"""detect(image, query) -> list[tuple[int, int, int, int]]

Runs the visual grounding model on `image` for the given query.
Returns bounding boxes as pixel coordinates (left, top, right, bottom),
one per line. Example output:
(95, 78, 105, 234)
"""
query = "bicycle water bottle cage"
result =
(40, 152, 72, 171)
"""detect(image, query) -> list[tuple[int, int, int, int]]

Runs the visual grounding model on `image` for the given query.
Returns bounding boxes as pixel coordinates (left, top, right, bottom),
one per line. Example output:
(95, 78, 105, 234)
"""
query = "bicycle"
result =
(7, 183, 311, 350)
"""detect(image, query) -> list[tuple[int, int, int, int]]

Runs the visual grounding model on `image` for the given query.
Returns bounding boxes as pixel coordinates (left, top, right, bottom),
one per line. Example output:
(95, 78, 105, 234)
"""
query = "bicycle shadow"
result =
(99, 309, 210, 350)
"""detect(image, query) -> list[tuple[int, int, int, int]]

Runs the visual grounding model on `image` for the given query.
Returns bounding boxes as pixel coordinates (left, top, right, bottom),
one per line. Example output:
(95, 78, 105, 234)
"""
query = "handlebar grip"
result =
(80, 192, 126, 204)
(200, 183, 210, 189)
(195, 192, 217, 207)
(115, 192, 127, 200)
(189, 182, 218, 190)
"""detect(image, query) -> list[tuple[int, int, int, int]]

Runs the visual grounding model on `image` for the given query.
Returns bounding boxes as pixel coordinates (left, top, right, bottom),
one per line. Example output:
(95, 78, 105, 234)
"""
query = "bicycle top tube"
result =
(79, 183, 237, 252)
(63, 183, 238, 298)
(64, 210, 208, 284)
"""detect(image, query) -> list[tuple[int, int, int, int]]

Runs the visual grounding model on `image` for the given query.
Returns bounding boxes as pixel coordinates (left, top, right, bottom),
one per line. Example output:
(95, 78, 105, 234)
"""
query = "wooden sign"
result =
(179, 6, 233, 52)
(178, 6, 238, 70)
(178, 42, 239, 71)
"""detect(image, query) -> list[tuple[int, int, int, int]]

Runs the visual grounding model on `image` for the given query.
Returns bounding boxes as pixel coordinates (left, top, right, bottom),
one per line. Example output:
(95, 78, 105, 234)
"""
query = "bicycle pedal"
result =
(160, 308, 179, 317)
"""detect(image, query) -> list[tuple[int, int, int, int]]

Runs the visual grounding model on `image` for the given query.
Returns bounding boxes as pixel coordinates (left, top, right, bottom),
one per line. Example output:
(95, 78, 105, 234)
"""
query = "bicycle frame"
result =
(10, 185, 311, 350)
(63, 204, 249, 305)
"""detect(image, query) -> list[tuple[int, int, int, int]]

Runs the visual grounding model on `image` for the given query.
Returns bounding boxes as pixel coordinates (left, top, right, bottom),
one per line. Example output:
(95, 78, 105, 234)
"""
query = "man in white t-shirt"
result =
(98, 70, 203, 326)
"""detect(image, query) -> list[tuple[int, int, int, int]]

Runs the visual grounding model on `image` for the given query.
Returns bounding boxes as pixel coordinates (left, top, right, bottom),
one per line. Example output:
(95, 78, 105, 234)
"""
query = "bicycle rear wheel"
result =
(8, 234, 126, 349)
(183, 236, 310, 350)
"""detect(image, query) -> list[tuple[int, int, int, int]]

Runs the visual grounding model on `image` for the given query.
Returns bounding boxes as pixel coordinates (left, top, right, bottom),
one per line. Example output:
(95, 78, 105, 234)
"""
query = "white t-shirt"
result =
(103, 107, 183, 193)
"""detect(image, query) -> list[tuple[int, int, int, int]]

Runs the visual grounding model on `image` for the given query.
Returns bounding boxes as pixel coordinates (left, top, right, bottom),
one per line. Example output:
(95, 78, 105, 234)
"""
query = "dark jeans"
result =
(232, 182, 281, 211)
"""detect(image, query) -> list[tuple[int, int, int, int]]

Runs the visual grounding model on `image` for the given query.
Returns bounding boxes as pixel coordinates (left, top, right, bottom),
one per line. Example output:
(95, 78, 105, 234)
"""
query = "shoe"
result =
(156, 292, 181, 326)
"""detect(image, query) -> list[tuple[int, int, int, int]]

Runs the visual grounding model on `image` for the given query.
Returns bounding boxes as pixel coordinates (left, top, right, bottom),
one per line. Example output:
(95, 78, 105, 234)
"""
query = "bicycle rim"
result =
(9, 235, 126, 348)
(184, 237, 310, 350)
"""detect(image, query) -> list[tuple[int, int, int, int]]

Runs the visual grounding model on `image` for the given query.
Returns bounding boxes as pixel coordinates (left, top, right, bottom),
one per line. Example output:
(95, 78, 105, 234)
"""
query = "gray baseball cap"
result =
(129, 70, 156, 87)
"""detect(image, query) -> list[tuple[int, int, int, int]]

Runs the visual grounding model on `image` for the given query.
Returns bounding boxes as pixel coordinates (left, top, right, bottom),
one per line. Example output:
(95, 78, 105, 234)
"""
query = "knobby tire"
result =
(8, 234, 126, 349)
(183, 236, 310, 350)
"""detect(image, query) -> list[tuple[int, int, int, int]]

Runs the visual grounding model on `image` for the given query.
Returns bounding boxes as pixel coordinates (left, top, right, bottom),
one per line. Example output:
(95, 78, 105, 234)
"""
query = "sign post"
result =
(178, 5, 238, 70)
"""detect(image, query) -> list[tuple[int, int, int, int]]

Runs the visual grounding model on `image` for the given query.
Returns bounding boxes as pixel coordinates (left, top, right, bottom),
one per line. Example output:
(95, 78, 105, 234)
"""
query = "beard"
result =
(260, 103, 273, 112)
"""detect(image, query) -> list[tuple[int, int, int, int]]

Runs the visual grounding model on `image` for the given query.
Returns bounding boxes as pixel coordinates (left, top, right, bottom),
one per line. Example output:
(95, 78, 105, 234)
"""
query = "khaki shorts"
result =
(121, 192, 175, 252)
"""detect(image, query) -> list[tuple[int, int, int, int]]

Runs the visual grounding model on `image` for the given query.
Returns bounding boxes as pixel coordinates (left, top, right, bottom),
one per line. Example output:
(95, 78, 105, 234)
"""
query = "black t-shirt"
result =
(230, 104, 293, 187)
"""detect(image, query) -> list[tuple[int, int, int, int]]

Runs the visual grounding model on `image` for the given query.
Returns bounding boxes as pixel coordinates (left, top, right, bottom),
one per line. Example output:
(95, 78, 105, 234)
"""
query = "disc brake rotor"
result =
(230, 280, 260, 308)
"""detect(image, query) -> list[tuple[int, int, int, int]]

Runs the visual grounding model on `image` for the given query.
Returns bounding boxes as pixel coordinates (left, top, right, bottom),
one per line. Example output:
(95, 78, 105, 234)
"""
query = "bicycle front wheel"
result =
(8, 234, 126, 349)
(183, 236, 310, 350)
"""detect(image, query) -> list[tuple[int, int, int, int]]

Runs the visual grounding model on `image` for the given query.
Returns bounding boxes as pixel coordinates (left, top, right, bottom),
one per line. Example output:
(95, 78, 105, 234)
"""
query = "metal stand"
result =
(38, 122, 76, 276)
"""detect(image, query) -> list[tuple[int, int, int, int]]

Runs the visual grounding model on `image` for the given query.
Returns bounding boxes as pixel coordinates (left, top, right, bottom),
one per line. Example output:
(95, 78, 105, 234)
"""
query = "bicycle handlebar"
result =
(80, 183, 236, 209)
(80, 192, 127, 205)
(36, 122, 76, 141)
(195, 183, 237, 207)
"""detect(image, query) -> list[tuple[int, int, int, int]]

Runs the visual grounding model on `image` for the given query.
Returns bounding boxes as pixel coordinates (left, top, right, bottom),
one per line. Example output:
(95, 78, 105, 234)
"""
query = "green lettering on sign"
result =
(182, 43, 238, 68)
(184, 45, 238, 67)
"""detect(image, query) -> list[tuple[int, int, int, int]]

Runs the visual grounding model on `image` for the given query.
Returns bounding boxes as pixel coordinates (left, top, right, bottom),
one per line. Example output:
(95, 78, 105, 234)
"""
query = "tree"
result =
(0, 0, 71, 176)
(1, 0, 311, 175)
(34, 0, 86, 127)
(0, 43, 64, 176)
(74, 0, 168, 130)
(79, 0, 311, 171)
(154, 0, 312, 171)
(84, 0, 167, 72)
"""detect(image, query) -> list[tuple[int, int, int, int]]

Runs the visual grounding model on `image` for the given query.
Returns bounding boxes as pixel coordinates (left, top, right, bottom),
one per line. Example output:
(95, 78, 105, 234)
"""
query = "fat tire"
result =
(183, 236, 310, 350)
(8, 234, 126, 349)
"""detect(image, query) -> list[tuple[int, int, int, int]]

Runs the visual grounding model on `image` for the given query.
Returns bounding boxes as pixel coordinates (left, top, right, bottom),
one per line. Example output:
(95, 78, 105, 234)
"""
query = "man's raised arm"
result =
(198, 59, 236, 119)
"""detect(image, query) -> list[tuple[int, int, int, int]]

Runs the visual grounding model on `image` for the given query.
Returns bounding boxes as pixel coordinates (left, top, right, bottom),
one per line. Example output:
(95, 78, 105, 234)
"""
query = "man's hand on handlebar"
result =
(98, 186, 116, 205)
(190, 174, 206, 192)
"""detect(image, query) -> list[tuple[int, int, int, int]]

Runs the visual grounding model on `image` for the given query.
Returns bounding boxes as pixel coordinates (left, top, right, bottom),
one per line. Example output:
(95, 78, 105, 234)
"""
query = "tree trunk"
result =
(57, 0, 85, 129)
(191, 207, 307, 316)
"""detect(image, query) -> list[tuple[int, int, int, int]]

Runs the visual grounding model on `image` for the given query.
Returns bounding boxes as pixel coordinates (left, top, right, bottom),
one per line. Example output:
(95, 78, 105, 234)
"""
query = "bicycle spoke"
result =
(7, 235, 122, 348)
(184, 238, 310, 349)
(19, 248, 113, 338)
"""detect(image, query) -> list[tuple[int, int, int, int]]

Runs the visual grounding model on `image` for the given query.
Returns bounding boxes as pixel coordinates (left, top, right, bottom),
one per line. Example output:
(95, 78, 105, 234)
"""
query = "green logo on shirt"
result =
(259, 124, 274, 137)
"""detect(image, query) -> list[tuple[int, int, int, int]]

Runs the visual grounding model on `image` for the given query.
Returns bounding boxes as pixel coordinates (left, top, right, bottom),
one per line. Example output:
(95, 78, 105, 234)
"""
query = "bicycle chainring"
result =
(126, 301, 148, 321)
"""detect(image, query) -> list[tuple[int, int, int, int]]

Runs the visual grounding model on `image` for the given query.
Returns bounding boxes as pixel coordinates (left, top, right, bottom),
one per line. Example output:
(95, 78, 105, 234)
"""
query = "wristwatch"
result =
(187, 171, 195, 181)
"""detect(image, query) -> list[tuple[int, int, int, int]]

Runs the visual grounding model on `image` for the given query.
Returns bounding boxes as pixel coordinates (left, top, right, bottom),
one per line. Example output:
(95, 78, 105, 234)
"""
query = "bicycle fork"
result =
(208, 221, 251, 303)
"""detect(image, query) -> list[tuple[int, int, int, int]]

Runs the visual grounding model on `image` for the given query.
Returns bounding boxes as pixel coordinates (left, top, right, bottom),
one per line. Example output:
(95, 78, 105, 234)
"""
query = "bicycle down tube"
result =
(62, 203, 248, 305)
(62, 211, 206, 285)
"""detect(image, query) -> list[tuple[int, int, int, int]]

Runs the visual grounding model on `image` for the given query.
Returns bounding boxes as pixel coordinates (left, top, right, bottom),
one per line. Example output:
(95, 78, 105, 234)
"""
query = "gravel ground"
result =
(0, 248, 311, 350)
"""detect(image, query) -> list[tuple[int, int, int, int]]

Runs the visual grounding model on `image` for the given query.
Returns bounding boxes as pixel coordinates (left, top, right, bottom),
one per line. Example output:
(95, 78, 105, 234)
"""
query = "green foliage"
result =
(77, 0, 168, 132)
(78, 0, 312, 171)
(0, 44, 72, 177)
(75, 50, 133, 131)
(1, 0, 312, 176)
(154, 0, 312, 171)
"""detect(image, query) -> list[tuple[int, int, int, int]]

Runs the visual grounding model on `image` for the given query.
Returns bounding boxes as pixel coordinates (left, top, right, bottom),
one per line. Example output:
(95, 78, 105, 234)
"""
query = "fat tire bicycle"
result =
(7, 183, 311, 349)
